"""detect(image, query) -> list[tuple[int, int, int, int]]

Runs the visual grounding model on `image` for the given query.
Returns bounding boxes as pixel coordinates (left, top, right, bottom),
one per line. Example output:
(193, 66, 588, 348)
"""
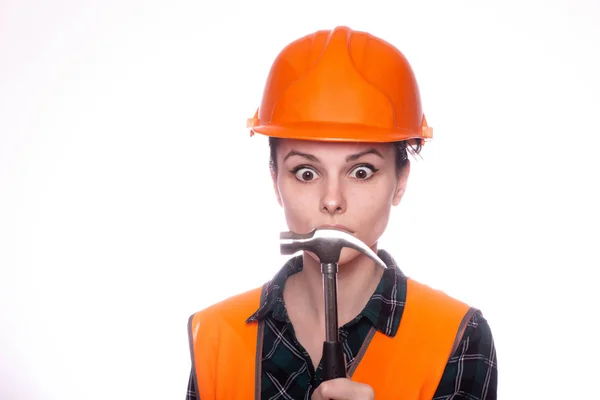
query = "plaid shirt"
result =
(186, 250, 497, 399)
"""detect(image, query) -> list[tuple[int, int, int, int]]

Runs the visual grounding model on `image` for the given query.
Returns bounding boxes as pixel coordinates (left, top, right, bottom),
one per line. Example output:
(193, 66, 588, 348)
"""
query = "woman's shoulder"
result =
(406, 277, 471, 310)
(187, 286, 265, 350)
(190, 285, 264, 322)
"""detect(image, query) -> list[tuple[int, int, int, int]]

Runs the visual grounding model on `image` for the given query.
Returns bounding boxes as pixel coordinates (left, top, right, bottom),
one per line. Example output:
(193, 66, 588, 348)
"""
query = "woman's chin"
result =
(305, 245, 377, 267)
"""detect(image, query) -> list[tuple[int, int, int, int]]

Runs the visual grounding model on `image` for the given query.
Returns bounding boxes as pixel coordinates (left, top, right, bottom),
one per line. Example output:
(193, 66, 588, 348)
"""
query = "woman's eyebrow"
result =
(283, 148, 384, 163)
(283, 150, 319, 162)
(346, 148, 384, 161)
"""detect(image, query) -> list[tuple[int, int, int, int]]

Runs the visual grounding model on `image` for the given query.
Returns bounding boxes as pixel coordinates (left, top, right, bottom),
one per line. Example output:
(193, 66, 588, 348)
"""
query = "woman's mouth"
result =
(317, 224, 355, 234)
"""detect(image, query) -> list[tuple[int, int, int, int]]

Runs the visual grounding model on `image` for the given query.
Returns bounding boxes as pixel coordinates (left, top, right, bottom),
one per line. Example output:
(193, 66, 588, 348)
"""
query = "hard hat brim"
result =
(249, 123, 432, 144)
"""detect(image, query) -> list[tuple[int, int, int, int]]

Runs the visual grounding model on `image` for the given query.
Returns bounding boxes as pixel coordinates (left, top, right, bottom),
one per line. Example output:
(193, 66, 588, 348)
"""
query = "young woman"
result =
(186, 26, 497, 400)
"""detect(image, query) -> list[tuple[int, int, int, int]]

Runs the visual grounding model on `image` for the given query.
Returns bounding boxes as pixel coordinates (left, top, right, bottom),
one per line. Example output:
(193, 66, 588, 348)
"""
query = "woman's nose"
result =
(320, 179, 346, 215)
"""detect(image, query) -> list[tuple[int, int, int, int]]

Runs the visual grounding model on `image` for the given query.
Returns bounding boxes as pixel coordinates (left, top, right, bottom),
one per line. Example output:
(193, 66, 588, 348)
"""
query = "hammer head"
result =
(280, 227, 387, 269)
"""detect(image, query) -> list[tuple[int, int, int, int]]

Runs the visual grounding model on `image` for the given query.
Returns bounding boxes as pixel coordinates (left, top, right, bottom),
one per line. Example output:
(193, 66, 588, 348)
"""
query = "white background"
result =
(1, 0, 599, 398)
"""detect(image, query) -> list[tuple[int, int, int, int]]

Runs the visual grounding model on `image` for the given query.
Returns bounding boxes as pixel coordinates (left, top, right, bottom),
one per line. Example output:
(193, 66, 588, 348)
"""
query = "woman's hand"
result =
(311, 377, 374, 400)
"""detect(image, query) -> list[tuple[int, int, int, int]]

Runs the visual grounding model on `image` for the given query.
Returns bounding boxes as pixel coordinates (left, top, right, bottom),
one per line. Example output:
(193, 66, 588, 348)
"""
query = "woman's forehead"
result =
(277, 139, 393, 155)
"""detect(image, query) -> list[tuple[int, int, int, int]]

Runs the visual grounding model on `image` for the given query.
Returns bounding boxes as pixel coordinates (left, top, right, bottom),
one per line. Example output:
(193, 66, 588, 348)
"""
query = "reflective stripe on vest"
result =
(188, 278, 473, 400)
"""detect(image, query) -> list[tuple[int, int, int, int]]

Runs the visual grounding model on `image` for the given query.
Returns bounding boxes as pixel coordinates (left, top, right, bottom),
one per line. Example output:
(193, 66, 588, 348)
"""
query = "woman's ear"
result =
(271, 168, 283, 207)
(392, 160, 411, 206)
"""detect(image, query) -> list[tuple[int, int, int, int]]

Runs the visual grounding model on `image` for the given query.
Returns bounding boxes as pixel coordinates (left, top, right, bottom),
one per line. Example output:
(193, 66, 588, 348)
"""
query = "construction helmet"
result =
(247, 26, 432, 145)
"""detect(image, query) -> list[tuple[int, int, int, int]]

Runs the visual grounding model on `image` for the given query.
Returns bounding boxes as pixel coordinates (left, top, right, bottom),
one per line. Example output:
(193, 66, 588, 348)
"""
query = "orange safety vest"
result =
(188, 278, 474, 400)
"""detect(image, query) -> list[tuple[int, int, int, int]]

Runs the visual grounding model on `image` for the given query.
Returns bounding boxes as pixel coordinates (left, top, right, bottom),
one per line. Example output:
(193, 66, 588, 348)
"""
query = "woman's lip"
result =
(318, 224, 355, 234)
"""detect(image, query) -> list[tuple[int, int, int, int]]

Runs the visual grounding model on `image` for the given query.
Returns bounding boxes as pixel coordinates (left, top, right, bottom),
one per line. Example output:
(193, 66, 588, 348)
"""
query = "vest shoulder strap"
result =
(352, 278, 472, 400)
(188, 286, 263, 400)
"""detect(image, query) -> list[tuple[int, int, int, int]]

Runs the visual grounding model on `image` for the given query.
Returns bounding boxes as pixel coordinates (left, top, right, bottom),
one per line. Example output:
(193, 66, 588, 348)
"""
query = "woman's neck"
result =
(284, 247, 384, 330)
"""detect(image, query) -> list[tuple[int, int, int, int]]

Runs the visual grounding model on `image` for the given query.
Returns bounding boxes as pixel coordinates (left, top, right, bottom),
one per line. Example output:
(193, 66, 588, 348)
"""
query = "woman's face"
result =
(271, 139, 410, 265)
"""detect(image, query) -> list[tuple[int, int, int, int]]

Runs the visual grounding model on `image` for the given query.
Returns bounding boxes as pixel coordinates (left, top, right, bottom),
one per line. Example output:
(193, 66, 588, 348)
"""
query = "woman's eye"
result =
(350, 165, 376, 180)
(294, 167, 319, 182)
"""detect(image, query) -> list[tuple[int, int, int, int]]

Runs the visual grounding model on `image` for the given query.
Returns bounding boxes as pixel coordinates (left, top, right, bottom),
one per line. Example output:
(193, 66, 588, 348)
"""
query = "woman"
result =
(186, 26, 497, 400)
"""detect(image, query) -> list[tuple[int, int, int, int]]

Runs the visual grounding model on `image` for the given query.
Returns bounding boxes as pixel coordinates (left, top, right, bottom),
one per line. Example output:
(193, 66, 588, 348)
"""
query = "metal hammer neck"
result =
(321, 262, 339, 342)
(321, 262, 338, 274)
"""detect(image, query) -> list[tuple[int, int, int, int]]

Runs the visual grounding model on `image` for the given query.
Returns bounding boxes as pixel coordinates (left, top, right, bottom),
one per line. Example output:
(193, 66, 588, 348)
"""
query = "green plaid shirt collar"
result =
(246, 249, 407, 337)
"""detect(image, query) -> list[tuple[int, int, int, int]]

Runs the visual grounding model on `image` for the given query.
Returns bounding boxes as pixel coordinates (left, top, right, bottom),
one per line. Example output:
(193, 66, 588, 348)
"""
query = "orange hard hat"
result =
(247, 26, 432, 145)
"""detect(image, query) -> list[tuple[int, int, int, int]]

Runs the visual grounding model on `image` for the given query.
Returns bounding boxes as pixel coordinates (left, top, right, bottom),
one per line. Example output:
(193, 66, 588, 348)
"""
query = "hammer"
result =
(280, 227, 387, 381)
